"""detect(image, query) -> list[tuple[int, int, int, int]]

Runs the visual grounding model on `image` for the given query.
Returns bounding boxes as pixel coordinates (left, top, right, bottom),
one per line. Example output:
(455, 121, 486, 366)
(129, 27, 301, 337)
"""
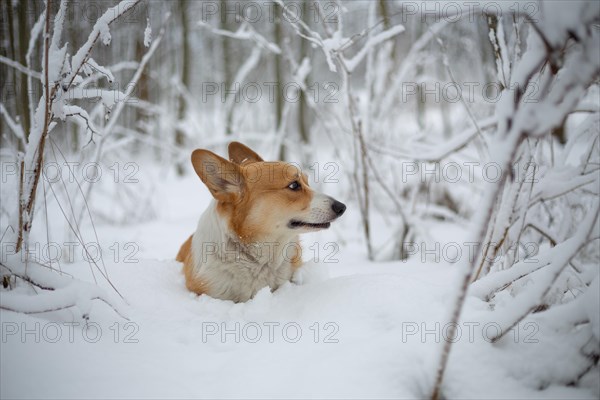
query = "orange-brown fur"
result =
(176, 235, 208, 294)
(175, 234, 192, 263)
(216, 162, 313, 243)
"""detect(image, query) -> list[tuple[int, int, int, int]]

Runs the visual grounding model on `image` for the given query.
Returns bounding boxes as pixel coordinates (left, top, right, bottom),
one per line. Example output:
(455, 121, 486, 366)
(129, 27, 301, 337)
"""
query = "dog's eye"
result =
(287, 181, 301, 191)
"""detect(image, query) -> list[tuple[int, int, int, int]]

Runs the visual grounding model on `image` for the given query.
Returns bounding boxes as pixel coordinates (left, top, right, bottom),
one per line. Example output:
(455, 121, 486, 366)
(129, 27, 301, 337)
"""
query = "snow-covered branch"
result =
(0, 258, 129, 320)
(344, 24, 405, 72)
(198, 20, 281, 54)
(486, 201, 599, 342)
(0, 0, 149, 321)
(0, 55, 42, 80)
(432, 3, 600, 398)
(63, 0, 142, 89)
(0, 103, 26, 144)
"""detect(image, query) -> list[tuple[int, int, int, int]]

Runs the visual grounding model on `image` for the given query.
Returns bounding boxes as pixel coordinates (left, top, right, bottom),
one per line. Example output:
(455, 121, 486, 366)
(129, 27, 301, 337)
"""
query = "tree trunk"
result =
(297, 1, 310, 146)
(274, 3, 285, 160)
(175, 0, 189, 175)
(414, 22, 425, 130)
(221, 0, 233, 136)
(16, 2, 31, 141)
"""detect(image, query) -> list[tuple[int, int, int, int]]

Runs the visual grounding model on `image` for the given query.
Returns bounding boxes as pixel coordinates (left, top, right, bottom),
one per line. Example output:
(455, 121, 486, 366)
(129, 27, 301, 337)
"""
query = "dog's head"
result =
(191, 142, 346, 242)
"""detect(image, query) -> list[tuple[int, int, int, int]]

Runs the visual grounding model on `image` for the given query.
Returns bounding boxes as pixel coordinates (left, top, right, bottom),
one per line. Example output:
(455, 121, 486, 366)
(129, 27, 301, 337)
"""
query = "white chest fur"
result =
(190, 202, 295, 302)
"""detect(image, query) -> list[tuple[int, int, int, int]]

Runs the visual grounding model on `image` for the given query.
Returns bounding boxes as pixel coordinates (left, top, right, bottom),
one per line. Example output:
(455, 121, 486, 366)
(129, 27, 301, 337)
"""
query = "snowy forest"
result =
(1, 0, 599, 398)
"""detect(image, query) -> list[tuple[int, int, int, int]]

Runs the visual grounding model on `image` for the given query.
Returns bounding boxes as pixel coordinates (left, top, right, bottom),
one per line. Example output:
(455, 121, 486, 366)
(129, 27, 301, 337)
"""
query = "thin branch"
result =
(0, 261, 55, 291)
(491, 202, 600, 342)
(198, 20, 281, 54)
(65, 111, 100, 138)
(0, 55, 42, 80)
(0, 103, 26, 145)
(367, 117, 497, 162)
(436, 36, 489, 159)
(63, 0, 142, 90)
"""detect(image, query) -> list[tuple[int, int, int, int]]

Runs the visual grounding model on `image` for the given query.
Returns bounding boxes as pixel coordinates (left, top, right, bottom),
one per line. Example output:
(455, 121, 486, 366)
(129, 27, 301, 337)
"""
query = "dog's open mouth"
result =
(288, 220, 331, 230)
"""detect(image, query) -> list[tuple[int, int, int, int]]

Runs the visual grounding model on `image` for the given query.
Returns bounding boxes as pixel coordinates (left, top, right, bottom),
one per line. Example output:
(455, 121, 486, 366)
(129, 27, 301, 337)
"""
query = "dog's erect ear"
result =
(228, 142, 264, 165)
(191, 149, 243, 202)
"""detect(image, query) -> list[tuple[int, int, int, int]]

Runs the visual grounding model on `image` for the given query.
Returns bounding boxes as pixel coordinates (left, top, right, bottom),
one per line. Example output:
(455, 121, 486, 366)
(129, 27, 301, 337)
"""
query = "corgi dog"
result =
(176, 142, 346, 302)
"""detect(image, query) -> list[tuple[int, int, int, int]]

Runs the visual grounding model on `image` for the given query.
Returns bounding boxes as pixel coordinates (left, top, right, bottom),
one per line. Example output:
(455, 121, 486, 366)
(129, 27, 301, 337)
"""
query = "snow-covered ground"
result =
(2, 0, 599, 397)
(1, 163, 598, 399)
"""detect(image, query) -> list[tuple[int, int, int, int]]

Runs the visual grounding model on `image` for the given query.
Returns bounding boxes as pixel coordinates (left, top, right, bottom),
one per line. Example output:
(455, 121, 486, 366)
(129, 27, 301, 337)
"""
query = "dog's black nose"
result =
(332, 200, 346, 216)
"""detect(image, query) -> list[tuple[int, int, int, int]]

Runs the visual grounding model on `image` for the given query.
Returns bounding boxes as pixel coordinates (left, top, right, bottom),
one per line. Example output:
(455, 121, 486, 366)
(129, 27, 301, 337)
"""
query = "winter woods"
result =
(1, 1, 599, 398)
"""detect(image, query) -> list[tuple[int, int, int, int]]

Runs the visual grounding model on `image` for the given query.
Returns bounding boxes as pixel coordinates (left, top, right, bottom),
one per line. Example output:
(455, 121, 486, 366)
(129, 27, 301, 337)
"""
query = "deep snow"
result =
(1, 164, 598, 399)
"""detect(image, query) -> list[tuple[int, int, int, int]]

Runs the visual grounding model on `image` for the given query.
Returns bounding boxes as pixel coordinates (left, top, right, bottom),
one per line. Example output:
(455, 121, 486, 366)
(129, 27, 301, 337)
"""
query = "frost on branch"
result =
(431, 2, 600, 398)
(144, 18, 152, 47)
(0, 0, 156, 321)
(0, 255, 128, 320)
